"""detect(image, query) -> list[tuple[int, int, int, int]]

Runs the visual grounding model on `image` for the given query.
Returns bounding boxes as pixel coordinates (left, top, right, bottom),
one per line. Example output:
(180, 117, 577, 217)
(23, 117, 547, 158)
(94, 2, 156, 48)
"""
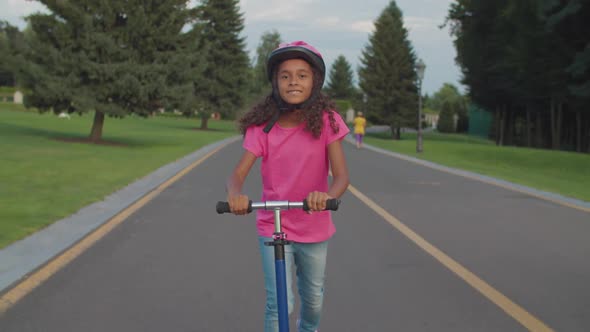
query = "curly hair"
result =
(238, 67, 340, 138)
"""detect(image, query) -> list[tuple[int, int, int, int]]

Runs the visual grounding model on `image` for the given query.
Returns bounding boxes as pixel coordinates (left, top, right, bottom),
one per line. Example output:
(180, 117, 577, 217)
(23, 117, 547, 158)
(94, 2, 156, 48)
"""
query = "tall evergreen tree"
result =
(544, 0, 590, 152)
(358, 1, 417, 139)
(251, 30, 281, 97)
(192, 0, 250, 128)
(0, 22, 21, 87)
(18, 0, 197, 143)
(447, 0, 528, 145)
(544, 0, 590, 98)
(325, 55, 355, 99)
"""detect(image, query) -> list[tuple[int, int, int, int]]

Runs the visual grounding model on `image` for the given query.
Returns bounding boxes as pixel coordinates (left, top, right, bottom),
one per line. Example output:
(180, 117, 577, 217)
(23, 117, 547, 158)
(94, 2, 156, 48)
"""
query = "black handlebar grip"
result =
(302, 198, 340, 211)
(325, 198, 340, 211)
(216, 201, 253, 214)
(216, 201, 230, 214)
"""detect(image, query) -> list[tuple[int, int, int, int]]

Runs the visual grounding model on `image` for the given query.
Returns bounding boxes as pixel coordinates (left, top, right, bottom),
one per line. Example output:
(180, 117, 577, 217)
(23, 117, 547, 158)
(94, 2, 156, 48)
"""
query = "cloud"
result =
(314, 16, 340, 27)
(241, 0, 312, 22)
(349, 20, 374, 33)
(312, 17, 373, 34)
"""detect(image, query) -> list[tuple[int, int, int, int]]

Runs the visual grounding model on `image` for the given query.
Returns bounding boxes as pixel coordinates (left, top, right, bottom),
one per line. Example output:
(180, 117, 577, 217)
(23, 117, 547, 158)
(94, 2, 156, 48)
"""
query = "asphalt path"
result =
(0, 137, 589, 331)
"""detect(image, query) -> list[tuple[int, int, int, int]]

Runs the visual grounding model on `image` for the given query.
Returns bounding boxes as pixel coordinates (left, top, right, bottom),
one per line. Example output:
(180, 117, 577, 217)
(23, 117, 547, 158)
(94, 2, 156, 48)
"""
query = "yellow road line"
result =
(347, 183, 555, 332)
(0, 139, 236, 315)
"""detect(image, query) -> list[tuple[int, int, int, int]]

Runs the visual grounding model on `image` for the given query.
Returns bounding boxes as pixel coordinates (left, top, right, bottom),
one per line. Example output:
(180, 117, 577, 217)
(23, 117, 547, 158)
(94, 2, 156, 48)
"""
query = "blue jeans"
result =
(258, 236, 329, 332)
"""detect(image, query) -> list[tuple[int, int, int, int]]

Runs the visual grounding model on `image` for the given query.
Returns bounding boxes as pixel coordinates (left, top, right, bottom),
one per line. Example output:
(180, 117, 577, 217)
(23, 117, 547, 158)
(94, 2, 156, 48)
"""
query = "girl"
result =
(225, 41, 350, 332)
(353, 111, 367, 149)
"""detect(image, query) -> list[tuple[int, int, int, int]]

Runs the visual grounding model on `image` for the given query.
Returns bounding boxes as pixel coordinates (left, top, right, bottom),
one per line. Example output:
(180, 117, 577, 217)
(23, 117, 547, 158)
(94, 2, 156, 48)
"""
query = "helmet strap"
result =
(263, 92, 296, 133)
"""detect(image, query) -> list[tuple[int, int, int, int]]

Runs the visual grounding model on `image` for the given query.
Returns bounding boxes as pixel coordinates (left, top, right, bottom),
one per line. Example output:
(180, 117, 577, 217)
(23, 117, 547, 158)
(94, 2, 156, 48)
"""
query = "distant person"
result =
(224, 40, 350, 332)
(353, 111, 366, 148)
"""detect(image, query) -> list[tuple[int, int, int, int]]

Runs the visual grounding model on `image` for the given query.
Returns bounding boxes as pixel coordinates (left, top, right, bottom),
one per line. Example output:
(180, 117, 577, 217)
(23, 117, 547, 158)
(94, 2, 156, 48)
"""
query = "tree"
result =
(325, 55, 355, 99)
(544, 0, 590, 152)
(250, 30, 281, 98)
(446, 0, 515, 145)
(426, 83, 459, 110)
(358, 0, 417, 139)
(437, 100, 455, 133)
(0, 21, 23, 87)
(18, 0, 198, 143)
(446, 0, 590, 152)
(544, 0, 590, 99)
(426, 83, 468, 132)
(191, 0, 250, 128)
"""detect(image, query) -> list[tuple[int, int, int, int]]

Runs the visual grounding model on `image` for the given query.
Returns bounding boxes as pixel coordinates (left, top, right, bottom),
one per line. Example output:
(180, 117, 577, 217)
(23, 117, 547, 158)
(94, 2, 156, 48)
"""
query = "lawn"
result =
(365, 131, 590, 203)
(0, 104, 238, 249)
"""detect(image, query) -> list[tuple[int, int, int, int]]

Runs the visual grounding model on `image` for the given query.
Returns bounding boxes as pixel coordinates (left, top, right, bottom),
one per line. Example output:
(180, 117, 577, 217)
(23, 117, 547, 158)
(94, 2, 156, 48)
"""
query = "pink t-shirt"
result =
(243, 110, 349, 243)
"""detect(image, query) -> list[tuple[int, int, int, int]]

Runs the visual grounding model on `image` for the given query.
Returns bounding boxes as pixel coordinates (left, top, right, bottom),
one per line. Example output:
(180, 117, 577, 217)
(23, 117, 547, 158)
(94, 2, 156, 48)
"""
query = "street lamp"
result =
(416, 58, 426, 153)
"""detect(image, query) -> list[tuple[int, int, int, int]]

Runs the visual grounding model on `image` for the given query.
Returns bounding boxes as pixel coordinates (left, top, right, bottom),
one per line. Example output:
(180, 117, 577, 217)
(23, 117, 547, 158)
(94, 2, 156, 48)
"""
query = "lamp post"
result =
(416, 58, 426, 153)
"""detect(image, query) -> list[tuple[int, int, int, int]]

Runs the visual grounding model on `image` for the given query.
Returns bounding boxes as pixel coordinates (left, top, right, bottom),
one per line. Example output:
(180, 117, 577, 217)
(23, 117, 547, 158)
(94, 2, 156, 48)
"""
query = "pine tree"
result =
(325, 55, 355, 99)
(18, 0, 197, 143)
(251, 30, 281, 97)
(544, 0, 590, 152)
(191, 0, 250, 128)
(358, 1, 417, 139)
(0, 22, 21, 87)
(437, 100, 455, 133)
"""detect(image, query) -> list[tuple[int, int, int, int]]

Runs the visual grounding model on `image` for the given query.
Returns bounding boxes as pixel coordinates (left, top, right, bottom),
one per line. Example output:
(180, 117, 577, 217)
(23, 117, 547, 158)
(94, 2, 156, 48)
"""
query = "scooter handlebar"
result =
(302, 198, 340, 212)
(216, 199, 340, 214)
(216, 200, 252, 214)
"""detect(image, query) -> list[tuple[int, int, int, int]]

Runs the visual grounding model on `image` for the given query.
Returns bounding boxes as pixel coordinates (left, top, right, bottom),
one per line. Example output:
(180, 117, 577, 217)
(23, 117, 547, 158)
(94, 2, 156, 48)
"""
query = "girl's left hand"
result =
(306, 191, 331, 212)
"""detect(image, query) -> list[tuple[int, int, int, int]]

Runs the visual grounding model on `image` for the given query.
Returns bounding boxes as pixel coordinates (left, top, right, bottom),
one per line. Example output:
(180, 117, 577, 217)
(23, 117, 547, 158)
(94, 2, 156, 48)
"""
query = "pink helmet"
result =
(266, 40, 326, 88)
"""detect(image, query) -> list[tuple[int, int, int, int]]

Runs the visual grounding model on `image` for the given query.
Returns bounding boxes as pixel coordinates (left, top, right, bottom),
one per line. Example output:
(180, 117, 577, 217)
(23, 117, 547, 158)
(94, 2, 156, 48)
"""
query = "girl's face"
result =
(277, 59, 314, 105)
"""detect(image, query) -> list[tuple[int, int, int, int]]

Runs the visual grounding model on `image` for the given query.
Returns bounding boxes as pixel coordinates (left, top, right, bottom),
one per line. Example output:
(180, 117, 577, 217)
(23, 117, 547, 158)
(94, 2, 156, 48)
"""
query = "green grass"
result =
(365, 131, 590, 203)
(0, 103, 238, 249)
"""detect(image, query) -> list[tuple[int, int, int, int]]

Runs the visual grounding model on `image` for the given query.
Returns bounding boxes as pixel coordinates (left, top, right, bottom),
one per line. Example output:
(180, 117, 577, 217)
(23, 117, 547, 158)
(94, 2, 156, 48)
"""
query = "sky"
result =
(0, 0, 463, 95)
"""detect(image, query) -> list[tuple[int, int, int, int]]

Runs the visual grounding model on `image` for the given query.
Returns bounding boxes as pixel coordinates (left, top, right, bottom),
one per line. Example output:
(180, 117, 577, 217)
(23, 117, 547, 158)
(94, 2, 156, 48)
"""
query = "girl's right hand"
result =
(227, 193, 250, 215)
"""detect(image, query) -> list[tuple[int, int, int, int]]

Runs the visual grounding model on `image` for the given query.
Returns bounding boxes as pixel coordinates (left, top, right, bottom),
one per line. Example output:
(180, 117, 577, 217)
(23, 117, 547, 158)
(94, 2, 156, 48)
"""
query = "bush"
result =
(437, 101, 455, 133)
(333, 99, 351, 113)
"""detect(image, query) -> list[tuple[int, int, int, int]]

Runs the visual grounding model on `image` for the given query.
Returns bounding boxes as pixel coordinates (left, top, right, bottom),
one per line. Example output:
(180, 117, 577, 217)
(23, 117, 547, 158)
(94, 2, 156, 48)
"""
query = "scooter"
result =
(216, 199, 340, 332)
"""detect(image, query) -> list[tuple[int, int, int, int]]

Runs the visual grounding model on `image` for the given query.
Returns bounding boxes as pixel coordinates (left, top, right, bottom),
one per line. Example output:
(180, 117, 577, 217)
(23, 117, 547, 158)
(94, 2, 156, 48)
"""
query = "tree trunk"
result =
(494, 106, 500, 145)
(200, 115, 209, 130)
(557, 102, 563, 149)
(89, 111, 105, 143)
(497, 105, 505, 146)
(550, 99, 562, 150)
(576, 110, 581, 153)
(505, 106, 513, 146)
(525, 105, 532, 147)
(535, 111, 543, 148)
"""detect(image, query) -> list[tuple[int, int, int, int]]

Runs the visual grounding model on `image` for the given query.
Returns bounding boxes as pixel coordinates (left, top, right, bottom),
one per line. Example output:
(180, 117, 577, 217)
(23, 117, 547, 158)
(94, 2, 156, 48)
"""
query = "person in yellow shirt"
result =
(353, 111, 367, 149)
